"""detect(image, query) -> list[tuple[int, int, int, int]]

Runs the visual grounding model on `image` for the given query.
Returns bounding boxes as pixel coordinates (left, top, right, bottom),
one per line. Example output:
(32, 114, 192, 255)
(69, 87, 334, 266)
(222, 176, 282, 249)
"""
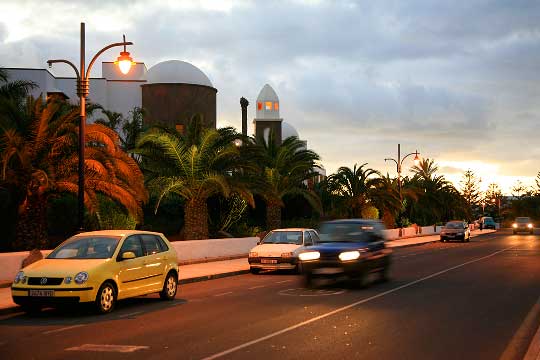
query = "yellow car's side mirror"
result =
(121, 251, 136, 260)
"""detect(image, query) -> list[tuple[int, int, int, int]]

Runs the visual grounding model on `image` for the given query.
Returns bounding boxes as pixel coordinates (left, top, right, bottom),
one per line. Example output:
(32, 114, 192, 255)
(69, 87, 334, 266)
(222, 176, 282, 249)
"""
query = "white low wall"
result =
(0, 238, 259, 281)
(383, 226, 443, 240)
(171, 237, 259, 262)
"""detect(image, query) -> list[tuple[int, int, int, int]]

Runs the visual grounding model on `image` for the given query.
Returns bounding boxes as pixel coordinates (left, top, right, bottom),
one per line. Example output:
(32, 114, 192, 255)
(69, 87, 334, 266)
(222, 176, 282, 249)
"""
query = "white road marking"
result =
(276, 280, 292, 284)
(117, 311, 142, 318)
(213, 292, 233, 297)
(43, 324, 84, 335)
(201, 245, 516, 360)
(66, 344, 149, 353)
(248, 285, 266, 290)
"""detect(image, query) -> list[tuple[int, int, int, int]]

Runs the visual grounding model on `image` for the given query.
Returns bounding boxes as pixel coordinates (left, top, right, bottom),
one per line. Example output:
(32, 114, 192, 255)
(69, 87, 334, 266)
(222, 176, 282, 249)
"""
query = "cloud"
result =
(1, 0, 540, 194)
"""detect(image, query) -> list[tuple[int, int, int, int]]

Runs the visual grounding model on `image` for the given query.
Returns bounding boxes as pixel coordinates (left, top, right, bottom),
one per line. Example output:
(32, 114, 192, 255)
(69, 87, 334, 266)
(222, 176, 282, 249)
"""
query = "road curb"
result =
(388, 230, 496, 249)
(500, 295, 540, 360)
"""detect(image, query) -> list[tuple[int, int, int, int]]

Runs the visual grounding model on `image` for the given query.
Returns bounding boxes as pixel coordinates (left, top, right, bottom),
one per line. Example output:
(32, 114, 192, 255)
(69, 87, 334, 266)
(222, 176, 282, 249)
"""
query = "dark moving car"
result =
(513, 217, 534, 235)
(298, 219, 392, 287)
(440, 220, 470, 242)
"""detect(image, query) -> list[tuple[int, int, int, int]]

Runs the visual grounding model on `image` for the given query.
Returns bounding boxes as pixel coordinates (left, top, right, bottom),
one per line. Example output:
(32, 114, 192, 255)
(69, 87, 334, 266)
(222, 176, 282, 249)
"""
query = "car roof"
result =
(322, 219, 381, 224)
(271, 228, 314, 232)
(73, 230, 164, 237)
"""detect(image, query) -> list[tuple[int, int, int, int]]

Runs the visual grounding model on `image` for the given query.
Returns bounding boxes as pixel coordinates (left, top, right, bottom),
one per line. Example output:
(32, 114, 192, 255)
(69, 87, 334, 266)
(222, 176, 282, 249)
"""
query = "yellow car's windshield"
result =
(48, 236, 120, 259)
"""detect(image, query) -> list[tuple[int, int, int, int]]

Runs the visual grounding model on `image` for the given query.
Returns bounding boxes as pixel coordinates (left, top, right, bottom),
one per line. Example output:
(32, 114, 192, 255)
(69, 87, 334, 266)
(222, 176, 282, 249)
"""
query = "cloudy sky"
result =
(1, 0, 539, 194)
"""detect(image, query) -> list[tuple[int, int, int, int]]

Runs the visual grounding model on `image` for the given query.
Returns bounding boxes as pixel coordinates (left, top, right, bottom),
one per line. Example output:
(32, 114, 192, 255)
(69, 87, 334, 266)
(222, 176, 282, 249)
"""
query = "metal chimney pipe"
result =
(240, 97, 249, 136)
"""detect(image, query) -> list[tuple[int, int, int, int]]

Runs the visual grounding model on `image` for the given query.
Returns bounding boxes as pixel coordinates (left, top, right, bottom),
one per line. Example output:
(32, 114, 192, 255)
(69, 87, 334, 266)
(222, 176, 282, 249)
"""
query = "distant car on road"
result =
(513, 217, 534, 235)
(11, 230, 179, 314)
(298, 219, 392, 287)
(248, 228, 320, 274)
(440, 220, 470, 242)
(479, 217, 496, 230)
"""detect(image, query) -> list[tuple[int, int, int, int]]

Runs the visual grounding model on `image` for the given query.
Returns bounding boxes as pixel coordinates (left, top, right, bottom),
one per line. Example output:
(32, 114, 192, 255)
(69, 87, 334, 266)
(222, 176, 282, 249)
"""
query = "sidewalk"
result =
(0, 229, 496, 314)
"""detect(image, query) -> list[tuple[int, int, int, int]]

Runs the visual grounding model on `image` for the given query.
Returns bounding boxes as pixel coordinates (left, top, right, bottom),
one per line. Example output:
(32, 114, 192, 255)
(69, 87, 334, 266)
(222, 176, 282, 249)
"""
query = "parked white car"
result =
(248, 228, 320, 274)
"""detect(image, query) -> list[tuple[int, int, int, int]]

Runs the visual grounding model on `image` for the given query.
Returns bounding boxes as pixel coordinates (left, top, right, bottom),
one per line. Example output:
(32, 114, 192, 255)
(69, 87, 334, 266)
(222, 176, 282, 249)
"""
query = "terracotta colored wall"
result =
(141, 83, 217, 130)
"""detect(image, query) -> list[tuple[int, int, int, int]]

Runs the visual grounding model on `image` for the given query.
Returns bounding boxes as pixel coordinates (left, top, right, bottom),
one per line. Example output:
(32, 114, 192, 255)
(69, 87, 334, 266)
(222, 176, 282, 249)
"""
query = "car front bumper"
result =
(11, 286, 97, 306)
(248, 257, 297, 270)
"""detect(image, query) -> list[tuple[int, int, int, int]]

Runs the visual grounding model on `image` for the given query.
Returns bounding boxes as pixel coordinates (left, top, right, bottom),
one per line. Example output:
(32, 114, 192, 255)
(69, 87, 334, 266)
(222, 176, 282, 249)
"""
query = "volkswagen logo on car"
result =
(40, 277, 47, 285)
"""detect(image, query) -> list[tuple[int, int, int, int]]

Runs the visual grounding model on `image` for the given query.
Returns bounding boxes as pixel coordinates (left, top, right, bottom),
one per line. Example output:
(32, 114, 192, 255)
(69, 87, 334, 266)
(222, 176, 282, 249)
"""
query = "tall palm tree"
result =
(0, 97, 147, 249)
(326, 163, 380, 218)
(94, 105, 123, 133)
(248, 132, 321, 230)
(135, 118, 255, 240)
(406, 158, 467, 224)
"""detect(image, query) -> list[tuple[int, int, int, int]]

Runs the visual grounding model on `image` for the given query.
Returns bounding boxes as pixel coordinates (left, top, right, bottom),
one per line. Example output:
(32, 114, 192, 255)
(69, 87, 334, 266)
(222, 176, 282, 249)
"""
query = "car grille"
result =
(28, 277, 64, 285)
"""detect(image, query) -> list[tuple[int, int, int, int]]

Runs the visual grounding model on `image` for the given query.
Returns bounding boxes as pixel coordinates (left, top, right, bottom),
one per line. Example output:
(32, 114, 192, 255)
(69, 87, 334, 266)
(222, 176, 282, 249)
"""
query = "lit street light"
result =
(47, 22, 134, 231)
(385, 143, 420, 236)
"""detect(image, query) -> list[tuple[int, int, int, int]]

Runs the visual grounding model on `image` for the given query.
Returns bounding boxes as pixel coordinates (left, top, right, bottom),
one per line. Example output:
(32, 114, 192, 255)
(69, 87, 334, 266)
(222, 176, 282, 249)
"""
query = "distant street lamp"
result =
(385, 143, 420, 236)
(47, 22, 134, 231)
(491, 197, 501, 218)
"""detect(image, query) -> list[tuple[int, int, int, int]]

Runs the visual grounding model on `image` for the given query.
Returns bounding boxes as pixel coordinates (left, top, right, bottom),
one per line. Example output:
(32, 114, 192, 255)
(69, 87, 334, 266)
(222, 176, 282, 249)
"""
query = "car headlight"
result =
(339, 251, 361, 261)
(298, 251, 320, 261)
(281, 252, 294, 258)
(249, 252, 258, 258)
(74, 271, 89, 284)
(64, 276, 72, 284)
(513, 224, 517, 228)
(528, 224, 533, 228)
(14, 271, 25, 284)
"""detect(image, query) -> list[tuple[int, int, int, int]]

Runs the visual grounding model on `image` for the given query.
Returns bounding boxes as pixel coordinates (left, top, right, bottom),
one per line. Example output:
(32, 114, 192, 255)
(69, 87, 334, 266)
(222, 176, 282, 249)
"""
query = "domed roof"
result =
(256, 84, 279, 102)
(282, 121, 299, 139)
(146, 60, 213, 87)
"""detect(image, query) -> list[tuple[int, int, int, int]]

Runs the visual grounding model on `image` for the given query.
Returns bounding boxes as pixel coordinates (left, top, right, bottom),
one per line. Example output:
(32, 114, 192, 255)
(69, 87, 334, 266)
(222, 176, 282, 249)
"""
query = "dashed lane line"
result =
(66, 344, 149, 353)
(43, 324, 85, 335)
(248, 285, 266, 290)
(201, 244, 517, 360)
(213, 292, 233, 297)
(276, 280, 293, 284)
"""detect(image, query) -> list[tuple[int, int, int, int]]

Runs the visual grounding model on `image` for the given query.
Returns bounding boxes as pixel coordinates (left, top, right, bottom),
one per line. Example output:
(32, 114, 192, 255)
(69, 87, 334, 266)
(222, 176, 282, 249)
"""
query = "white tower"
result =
(253, 84, 283, 144)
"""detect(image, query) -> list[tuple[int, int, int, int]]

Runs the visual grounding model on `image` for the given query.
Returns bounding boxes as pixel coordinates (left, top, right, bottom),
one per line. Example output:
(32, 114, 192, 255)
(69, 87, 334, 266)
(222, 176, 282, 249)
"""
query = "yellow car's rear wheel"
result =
(160, 272, 177, 300)
(95, 281, 116, 314)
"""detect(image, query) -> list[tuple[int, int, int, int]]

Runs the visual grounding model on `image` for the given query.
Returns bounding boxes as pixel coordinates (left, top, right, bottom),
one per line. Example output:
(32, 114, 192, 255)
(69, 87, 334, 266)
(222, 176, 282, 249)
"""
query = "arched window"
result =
(274, 102, 279, 111)
(265, 101, 272, 110)
(257, 102, 262, 110)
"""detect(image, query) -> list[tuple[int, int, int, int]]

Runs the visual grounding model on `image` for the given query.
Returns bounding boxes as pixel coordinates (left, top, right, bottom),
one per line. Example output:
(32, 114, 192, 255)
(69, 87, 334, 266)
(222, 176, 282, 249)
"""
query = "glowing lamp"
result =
(115, 51, 134, 75)
(413, 152, 420, 167)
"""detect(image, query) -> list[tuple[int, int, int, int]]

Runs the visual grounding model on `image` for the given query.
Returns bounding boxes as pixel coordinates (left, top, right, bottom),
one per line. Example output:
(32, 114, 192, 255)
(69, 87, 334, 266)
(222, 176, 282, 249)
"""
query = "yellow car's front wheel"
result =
(95, 282, 117, 314)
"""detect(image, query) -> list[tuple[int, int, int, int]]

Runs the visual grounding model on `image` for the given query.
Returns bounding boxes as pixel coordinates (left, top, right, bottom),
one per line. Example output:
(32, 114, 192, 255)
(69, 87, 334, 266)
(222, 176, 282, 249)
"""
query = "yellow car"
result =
(11, 230, 179, 314)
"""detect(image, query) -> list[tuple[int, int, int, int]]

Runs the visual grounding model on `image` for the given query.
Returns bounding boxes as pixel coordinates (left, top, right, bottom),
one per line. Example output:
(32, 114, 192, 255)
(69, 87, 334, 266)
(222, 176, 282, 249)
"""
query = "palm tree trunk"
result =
(14, 194, 48, 250)
(184, 197, 209, 240)
(266, 201, 282, 230)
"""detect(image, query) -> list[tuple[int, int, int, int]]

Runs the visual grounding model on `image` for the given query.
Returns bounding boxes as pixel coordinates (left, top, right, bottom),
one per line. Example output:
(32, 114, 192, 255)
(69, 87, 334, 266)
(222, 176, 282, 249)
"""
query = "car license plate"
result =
(313, 268, 344, 275)
(261, 259, 277, 264)
(29, 289, 54, 297)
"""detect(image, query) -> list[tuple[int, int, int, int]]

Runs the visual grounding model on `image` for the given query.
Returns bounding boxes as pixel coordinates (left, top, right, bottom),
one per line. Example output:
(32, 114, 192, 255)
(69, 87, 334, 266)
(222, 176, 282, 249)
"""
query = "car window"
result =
(309, 231, 320, 243)
(318, 223, 375, 242)
(119, 235, 143, 258)
(141, 234, 162, 256)
(516, 217, 531, 223)
(48, 236, 120, 259)
(304, 232, 313, 246)
(445, 222, 463, 229)
(156, 235, 170, 251)
(262, 231, 303, 245)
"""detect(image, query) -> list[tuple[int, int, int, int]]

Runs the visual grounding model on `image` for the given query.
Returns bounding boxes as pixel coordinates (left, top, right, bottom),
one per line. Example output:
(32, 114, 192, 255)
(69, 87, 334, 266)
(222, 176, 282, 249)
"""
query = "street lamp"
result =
(385, 143, 420, 236)
(47, 22, 134, 232)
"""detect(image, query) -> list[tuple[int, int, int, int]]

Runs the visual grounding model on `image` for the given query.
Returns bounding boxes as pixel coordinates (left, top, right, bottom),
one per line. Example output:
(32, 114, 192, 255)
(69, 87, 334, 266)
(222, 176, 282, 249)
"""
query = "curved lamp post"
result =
(385, 143, 420, 236)
(47, 22, 135, 232)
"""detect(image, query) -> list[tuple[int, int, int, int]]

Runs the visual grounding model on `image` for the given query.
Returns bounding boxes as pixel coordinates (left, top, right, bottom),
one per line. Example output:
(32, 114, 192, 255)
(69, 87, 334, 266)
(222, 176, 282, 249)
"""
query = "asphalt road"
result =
(1, 230, 540, 360)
